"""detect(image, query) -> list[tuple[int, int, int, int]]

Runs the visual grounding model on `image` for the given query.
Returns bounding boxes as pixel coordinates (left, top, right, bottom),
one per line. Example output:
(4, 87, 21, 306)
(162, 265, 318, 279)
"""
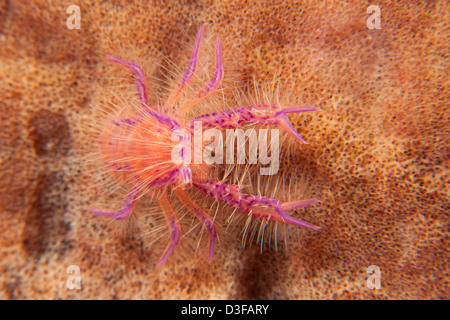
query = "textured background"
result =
(0, 0, 448, 299)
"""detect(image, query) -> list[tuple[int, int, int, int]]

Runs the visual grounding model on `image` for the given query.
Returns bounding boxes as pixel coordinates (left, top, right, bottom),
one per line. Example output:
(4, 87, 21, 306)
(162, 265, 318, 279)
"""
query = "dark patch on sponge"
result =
(238, 248, 288, 299)
(21, 172, 70, 258)
(28, 109, 71, 157)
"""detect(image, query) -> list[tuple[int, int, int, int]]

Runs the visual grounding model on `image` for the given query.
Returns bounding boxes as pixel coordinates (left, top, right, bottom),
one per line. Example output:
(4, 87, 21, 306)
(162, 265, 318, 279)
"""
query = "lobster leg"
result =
(165, 26, 205, 110)
(177, 36, 224, 115)
(174, 189, 218, 260)
(191, 104, 321, 144)
(91, 188, 139, 220)
(158, 193, 182, 266)
(193, 180, 320, 230)
(106, 55, 149, 109)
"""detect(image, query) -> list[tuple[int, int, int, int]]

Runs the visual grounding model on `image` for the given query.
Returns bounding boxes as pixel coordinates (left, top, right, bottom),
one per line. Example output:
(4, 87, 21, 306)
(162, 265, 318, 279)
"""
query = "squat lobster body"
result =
(92, 26, 321, 266)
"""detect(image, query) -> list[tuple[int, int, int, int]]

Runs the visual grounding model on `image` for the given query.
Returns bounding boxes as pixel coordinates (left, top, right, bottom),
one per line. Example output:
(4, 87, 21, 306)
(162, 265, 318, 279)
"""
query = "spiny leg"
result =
(177, 36, 224, 116)
(106, 55, 183, 128)
(106, 55, 149, 109)
(193, 180, 320, 230)
(158, 193, 181, 267)
(191, 104, 321, 144)
(165, 26, 205, 110)
(174, 189, 218, 260)
(91, 188, 139, 220)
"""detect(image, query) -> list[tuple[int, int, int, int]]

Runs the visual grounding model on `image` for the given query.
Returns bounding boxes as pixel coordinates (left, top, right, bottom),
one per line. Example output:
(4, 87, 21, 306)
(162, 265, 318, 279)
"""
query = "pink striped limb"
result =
(164, 26, 205, 110)
(165, 26, 205, 110)
(193, 180, 320, 230)
(91, 188, 139, 221)
(106, 55, 149, 109)
(174, 189, 218, 260)
(158, 193, 182, 267)
(177, 35, 224, 115)
(192, 104, 321, 144)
